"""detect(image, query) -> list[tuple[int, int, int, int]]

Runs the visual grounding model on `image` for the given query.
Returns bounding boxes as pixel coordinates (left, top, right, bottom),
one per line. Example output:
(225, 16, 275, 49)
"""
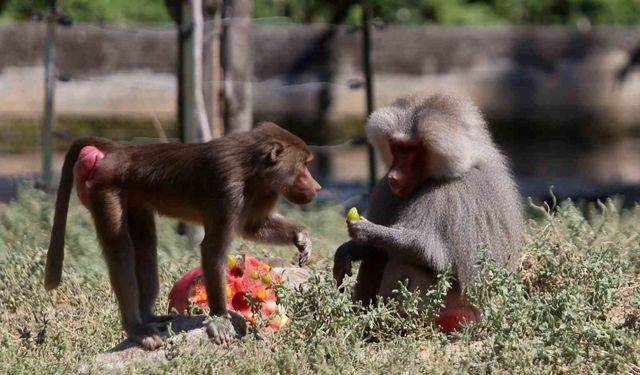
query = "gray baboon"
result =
(334, 93, 523, 330)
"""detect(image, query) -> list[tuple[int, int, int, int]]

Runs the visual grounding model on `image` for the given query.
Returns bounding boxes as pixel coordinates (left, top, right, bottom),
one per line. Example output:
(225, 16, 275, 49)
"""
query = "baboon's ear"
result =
(268, 142, 284, 164)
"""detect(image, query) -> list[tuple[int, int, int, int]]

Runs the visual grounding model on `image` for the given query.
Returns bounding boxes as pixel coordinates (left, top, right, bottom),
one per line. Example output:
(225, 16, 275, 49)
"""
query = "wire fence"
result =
(2, 11, 640, 198)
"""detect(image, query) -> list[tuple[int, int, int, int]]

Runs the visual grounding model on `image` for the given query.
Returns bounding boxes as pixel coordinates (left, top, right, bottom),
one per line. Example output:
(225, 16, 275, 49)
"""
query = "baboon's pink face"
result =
(284, 159, 322, 205)
(387, 141, 427, 198)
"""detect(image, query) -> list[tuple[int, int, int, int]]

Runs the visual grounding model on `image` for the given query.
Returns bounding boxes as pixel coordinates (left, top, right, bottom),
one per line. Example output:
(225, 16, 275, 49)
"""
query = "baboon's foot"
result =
(205, 315, 237, 346)
(127, 324, 164, 350)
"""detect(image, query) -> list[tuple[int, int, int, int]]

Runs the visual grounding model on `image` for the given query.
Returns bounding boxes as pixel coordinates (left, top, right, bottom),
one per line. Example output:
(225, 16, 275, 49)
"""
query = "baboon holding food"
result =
(334, 93, 523, 331)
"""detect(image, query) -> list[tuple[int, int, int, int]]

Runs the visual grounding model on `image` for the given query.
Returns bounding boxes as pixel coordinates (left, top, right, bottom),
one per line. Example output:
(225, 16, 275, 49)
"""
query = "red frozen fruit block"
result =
(167, 256, 289, 329)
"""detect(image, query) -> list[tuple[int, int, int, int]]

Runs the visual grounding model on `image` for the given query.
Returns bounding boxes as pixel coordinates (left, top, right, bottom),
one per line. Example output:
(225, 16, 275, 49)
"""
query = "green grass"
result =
(1, 186, 639, 373)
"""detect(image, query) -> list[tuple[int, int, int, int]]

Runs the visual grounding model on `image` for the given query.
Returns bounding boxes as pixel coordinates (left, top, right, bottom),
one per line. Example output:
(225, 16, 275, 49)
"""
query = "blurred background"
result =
(0, 0, 639, 206)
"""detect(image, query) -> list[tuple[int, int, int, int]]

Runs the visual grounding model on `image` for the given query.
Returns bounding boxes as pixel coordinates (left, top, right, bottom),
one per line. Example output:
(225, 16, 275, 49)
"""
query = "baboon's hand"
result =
(295, 231, 312, 266)
(333, 245, 352, 288)
(205, 315, 237, 346)
(347, 217, 377, 245)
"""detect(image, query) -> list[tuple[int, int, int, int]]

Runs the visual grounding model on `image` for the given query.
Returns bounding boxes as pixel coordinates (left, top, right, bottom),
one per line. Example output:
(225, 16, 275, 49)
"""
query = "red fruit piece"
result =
(435, 306, 476, 333)
(231, 291, 251, 311)
(229, 266, 243, 277)
(167, 267, 204, 314)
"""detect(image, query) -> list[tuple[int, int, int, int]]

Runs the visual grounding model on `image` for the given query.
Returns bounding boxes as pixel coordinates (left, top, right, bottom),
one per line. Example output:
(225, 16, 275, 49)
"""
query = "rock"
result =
(87, 265, 311, 372)
(91, 315, 212, 372)
(272, 266, 311, 289)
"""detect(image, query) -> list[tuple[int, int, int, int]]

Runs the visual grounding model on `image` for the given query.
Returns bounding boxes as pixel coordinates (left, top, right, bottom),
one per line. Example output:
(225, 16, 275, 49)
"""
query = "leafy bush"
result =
(0, 186, 639, 373)
(2, 0, 640, 25)
(0, 0, 171, 23)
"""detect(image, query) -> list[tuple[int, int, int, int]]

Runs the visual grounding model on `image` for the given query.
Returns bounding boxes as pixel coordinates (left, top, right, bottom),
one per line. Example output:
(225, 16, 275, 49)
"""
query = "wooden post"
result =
(221, 0, 253, 133)
(192, 0, 213, 141)
(180, 0, 212, 143)
(203, 1, 224, 138)
(177, 0, 212, 246)
(362, 5, 377, 190)
(42, 0, 57, 189)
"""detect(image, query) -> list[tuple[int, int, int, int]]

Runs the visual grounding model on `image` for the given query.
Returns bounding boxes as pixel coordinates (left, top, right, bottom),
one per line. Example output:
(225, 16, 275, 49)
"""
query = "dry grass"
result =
(1, 186, 639, 374)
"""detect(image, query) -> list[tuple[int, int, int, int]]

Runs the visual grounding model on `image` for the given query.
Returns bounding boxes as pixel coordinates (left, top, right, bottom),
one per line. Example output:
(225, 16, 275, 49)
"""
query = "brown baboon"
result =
(333, 93, 523, 331)
(45, 122, 321, 349)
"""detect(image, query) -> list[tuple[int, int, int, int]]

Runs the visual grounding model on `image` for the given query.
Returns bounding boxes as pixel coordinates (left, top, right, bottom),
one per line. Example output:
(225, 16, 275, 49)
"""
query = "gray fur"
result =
(335, 92, 523, 301)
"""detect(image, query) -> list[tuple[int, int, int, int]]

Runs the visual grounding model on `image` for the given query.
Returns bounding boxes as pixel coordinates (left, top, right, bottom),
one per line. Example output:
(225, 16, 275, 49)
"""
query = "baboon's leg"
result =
(353, 250, 388, 306)
(127, 205, 167, 323)
(201, 217, 237, 345)
(201, 224, 232, 317)
(88, 186, 163, 350)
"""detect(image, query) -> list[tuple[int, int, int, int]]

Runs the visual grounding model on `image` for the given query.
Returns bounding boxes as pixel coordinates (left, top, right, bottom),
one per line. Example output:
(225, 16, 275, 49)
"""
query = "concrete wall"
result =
(1, 23, 639, 131)
(1, 23, 640, 184)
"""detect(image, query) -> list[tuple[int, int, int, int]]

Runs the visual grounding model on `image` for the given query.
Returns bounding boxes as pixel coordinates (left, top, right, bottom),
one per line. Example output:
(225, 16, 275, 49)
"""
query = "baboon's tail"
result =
(44, 137, 109, 290)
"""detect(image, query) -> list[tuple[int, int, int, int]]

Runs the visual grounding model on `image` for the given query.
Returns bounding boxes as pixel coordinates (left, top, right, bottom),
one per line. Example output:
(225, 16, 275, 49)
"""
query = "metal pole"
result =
(362, 5, 377, 190)
(42, 0, 57, 189)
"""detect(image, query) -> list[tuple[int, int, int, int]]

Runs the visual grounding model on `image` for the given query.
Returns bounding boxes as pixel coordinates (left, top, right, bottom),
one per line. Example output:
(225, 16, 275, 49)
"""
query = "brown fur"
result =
(45, 122, 320, 349)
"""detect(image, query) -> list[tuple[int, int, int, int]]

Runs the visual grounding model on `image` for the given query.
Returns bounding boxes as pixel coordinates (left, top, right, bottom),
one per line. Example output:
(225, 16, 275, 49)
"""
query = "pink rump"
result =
(73, 146, 105, 207)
